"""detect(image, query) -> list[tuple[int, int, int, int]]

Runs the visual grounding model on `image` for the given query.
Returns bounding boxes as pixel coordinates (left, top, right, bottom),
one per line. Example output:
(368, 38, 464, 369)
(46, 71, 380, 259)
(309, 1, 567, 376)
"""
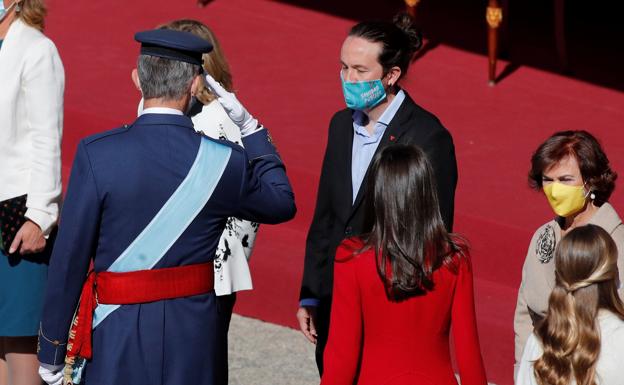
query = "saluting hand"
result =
(204, 74, 260, 137)
(10, 220, 46, 254)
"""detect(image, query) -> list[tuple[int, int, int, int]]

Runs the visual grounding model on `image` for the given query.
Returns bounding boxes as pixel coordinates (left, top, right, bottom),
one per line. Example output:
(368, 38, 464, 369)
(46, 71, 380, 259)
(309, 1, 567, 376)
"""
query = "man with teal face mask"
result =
(340, 73, 387, 111)
(297, 13, 459, 375)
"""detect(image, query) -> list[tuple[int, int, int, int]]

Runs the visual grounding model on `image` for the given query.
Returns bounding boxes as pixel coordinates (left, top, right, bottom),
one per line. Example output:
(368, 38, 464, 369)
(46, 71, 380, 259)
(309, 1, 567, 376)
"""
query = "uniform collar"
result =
(134, 111, 194, 129)
(140, 107, 184, 116)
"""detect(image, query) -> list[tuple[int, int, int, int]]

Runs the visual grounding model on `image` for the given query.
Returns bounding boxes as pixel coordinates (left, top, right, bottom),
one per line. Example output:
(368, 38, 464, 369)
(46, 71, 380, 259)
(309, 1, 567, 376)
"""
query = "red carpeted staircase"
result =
(45, 1, 624, 384)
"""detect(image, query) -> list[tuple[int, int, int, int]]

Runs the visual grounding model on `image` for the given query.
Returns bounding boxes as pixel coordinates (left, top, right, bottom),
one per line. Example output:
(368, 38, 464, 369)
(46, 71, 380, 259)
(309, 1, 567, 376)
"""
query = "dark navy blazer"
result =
(38, 113, 295, 385)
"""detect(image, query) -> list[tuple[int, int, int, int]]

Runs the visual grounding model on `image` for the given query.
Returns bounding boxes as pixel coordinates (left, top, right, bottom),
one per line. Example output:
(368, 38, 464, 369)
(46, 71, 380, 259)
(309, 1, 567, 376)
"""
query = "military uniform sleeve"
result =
(235, 129, 296, 224)
(38, 141, 102, 365)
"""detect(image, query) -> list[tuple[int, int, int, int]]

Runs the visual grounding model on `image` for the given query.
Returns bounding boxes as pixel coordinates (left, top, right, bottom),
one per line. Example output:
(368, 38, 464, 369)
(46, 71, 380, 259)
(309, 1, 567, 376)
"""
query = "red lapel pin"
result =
(390, 135, 396, 141)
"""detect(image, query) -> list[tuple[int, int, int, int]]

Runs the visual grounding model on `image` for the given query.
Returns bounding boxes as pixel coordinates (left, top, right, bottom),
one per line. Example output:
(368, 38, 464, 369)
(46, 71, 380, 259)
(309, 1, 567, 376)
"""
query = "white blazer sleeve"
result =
(22, 38, 65, 235)
(516, 333, 541, 385)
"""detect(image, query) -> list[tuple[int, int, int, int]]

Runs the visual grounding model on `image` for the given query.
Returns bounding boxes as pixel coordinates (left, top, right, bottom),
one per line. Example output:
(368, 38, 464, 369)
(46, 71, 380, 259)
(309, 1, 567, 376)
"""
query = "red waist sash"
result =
(66, 262, 214, 360)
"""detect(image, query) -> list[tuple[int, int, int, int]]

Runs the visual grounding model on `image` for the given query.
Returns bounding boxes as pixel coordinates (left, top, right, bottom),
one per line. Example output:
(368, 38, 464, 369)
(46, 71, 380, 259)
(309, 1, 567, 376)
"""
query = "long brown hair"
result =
(534, 224, 624, 385)
(363, 144, 465, 300)
(159, 19, 233, 104)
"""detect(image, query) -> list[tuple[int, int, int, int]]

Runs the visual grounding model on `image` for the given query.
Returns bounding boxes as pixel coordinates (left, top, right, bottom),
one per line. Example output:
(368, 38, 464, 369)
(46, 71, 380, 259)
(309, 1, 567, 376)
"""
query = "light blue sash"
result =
(92, 137, 231, 328)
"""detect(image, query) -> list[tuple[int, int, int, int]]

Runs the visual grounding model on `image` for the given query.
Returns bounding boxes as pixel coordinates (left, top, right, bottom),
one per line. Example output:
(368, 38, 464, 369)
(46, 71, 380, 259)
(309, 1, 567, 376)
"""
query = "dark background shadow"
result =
(276, 0, 624, 91)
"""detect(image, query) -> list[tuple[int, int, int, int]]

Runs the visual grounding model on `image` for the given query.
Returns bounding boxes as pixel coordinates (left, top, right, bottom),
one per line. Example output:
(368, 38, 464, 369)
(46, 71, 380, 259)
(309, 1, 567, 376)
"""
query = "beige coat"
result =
(513, 203, 624, 377)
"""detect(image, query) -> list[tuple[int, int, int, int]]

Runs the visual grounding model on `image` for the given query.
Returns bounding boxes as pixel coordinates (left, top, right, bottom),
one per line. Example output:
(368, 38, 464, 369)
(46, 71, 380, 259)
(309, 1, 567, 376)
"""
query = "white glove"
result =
(204, 74, 261, 137)
(39, 364, 64, 385)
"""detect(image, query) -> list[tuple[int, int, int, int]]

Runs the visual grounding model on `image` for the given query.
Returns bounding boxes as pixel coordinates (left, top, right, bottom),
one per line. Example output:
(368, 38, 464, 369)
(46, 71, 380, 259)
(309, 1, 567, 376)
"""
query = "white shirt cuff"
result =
(25, 207, 56, 237)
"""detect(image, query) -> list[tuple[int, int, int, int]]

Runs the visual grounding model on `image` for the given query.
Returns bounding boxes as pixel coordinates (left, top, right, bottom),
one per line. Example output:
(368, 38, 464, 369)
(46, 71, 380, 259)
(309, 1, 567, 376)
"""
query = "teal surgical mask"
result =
(340, 73, 387, 111)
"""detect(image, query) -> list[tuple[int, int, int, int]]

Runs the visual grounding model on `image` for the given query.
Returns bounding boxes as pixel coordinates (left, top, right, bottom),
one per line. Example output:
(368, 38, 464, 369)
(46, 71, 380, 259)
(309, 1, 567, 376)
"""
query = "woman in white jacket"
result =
(517, 224, 624, 385)
(0, 0, 63, 384)
(162, 19, 259, 298)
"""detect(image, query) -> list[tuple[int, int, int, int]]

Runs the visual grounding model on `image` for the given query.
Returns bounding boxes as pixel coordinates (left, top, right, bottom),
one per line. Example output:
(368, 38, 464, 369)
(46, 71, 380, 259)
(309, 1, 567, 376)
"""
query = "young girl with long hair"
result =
(321, 144, 486, 385)
(517, 224, 624, 385)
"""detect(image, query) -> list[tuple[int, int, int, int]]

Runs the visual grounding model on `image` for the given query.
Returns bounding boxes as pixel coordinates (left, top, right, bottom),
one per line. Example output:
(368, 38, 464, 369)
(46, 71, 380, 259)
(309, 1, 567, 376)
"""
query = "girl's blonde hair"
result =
(16, 0, 47, 32)
(534, 224, 624, 385)
(159, 19, 233, 104)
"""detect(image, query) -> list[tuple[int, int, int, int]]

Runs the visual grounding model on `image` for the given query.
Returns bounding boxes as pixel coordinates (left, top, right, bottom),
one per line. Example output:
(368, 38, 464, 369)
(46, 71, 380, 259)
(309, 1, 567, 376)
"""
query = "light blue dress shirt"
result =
(300, 90, 406, 308)
(351, 89, 405, 202)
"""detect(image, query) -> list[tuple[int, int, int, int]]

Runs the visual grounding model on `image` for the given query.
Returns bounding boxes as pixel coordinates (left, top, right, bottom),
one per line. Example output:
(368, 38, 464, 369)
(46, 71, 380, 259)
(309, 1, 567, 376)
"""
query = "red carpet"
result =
(44, 1, 624, 384)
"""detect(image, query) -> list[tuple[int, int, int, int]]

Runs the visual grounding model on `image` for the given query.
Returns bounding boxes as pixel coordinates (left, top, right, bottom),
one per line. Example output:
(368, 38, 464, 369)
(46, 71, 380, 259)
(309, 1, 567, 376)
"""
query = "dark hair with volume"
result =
(361, 144, 465, 300)
(348, 12, 422, 80)
(529, 130, 617, 206)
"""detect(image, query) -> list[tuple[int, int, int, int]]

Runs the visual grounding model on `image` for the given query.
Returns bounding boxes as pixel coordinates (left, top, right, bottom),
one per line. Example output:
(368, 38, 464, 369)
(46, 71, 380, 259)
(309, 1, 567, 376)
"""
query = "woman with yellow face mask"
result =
(513, 130, 624, 380)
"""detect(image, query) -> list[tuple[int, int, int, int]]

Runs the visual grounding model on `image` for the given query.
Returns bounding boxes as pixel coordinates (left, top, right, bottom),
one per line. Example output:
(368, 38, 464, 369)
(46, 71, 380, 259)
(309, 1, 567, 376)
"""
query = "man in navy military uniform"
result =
(37, 29, 296, 385)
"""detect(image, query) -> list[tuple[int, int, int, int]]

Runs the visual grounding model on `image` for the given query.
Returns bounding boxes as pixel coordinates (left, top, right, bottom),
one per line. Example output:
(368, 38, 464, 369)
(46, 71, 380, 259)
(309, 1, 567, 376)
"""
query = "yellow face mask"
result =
(543, 182, 587, 217)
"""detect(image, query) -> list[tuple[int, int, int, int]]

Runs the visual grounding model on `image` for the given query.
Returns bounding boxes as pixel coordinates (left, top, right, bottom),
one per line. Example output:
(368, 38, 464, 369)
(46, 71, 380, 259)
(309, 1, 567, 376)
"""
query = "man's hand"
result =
(296, 306, 318, 344)
(10, 220, 46, 254)
(203, 74, 260, 136)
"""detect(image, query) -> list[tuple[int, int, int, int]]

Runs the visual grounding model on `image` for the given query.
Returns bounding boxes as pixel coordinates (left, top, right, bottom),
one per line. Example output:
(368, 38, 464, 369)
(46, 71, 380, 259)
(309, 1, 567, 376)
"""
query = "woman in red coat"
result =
(321, 145, 487, 385)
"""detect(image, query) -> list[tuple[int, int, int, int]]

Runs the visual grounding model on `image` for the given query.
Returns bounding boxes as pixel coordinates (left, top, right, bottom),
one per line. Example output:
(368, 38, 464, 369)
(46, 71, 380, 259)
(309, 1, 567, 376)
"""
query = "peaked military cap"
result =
(134, 29, 213, 66)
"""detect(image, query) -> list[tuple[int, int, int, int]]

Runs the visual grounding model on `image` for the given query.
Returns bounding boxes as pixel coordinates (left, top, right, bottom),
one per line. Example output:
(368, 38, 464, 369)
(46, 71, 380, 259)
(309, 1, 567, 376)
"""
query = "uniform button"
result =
(345, 226, 352, 236)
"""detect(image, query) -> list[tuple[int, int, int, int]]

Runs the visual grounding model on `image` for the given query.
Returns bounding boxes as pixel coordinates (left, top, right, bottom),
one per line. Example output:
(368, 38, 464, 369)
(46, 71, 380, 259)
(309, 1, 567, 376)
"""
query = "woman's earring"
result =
(590, 192, 596, 200)
(15, 1, 21, 12)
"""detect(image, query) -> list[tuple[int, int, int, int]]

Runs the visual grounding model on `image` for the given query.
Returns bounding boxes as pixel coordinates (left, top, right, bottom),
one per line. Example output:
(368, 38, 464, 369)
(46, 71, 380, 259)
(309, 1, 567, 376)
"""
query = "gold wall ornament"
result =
(486, 6, 503, 29)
